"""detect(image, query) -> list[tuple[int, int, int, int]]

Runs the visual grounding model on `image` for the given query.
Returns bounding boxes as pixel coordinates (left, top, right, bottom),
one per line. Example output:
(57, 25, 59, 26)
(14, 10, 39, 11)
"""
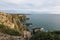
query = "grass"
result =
(0, 24, 21, 36)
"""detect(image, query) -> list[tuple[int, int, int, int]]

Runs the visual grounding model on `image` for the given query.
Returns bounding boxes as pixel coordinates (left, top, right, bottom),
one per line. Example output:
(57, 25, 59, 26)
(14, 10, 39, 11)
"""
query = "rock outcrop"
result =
(0, 12, 26, 30)
(0, 12, 15, 29)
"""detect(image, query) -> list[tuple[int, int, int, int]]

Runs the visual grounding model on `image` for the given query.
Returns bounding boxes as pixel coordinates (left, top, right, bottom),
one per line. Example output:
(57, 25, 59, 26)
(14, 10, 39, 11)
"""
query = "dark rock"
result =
(26, 18, 30, 20)
(25, 23, 32, 26)
(32, 28, 41, 34)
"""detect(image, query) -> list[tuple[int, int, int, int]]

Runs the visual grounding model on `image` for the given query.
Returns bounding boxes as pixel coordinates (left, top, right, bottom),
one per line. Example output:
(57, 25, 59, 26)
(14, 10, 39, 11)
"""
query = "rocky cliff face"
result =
(0, 12, 26, 30)
(0, 12, 32, 40)
(0, 12, 15, 29)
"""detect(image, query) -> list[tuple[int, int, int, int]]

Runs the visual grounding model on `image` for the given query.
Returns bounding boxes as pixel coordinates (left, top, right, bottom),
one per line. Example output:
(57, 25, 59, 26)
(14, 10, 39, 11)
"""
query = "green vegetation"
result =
(0, 24, 21, 36)
(31, 31, 60, 40)
(1, 24, 60, 40)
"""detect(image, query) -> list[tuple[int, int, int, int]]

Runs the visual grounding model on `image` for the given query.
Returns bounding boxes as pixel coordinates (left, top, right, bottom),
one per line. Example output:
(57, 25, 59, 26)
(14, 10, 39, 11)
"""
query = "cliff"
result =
(0, 12, 27, 34)
(0, 12, 32, 40)
(0, 12, 14, 29)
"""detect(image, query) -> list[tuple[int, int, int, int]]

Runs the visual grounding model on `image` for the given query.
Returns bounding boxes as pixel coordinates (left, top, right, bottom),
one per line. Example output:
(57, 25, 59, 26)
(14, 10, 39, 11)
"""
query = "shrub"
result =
(31, 32, 60, 40)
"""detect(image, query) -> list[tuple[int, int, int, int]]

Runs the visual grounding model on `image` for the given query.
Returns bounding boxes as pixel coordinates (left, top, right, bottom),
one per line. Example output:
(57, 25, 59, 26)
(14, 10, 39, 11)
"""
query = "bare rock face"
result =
(0, 12, 27, 30)
(0, 12, 15, 29)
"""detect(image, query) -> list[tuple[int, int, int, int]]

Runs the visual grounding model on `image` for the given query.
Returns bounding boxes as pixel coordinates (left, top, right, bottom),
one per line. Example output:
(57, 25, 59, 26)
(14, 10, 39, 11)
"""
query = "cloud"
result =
(1, 0, 24, 4)
(49, 6, 60, 14)
(0, 0, 60, 14)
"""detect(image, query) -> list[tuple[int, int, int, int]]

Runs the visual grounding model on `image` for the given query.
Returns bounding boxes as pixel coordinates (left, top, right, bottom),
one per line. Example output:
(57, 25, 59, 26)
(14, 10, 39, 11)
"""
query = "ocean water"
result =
(26, 14, 60, 31)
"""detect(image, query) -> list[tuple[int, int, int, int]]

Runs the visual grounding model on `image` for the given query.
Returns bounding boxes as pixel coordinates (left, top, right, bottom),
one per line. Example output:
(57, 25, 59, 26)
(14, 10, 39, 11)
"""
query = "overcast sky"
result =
(0, 0, 60, 14)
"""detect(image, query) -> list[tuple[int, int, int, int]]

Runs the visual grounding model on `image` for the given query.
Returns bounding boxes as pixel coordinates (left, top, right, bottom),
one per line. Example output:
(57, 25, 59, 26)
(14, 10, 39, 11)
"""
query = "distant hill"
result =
(0, 10, 51, 14)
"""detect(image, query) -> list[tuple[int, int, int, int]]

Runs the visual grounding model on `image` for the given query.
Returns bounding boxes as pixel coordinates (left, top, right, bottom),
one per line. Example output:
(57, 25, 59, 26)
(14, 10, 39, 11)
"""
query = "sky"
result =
(0, 0, 60, 14)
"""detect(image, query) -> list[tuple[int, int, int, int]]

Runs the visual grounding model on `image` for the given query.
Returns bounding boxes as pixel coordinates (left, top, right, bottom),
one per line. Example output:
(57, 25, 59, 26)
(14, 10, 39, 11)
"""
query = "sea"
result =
(26, 14, 60, 32)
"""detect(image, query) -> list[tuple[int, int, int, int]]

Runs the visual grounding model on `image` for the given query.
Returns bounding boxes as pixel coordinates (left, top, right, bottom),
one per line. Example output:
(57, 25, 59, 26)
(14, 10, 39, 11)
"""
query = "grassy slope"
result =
(0, 24, 21, 36)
